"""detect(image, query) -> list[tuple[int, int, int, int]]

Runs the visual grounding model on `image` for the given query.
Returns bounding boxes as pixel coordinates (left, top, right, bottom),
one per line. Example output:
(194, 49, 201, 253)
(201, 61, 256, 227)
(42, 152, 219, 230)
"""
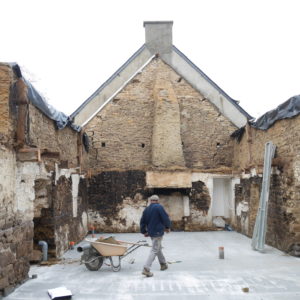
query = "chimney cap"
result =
(143, 21, 173, 55)
(143, 21, 173, 27)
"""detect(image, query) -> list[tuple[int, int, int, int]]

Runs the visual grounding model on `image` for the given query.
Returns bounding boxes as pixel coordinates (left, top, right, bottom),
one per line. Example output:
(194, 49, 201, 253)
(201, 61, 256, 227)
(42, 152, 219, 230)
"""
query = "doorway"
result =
(212, 178, 232, 218)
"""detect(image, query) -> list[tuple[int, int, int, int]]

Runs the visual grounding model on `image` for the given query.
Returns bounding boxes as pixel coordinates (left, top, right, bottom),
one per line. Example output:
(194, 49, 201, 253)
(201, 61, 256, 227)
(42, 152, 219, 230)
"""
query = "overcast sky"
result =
(1, 0, 299, 119)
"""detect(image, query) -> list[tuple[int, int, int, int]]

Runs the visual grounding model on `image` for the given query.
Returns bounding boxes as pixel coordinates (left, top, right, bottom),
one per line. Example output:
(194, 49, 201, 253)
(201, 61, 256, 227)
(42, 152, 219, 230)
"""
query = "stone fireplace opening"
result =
(147, 188, 190, 231)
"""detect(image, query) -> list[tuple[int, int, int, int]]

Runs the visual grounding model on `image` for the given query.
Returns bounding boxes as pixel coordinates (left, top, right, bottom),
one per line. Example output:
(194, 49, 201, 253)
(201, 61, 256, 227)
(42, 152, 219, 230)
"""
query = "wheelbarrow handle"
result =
(117, 240, 150, 246)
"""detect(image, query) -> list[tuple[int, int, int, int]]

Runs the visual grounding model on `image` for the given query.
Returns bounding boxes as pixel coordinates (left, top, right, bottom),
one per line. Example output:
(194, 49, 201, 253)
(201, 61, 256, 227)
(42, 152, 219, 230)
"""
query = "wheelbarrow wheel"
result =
(85, 254, 103, 271)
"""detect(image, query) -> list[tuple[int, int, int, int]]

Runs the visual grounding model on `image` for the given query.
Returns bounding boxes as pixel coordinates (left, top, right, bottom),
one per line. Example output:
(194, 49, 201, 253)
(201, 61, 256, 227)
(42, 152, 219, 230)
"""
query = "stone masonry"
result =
(84, 58, 237, 233)
(0, 63, 88, 296)
(233, 116, 300, 253)
(85, 58, 237, 171)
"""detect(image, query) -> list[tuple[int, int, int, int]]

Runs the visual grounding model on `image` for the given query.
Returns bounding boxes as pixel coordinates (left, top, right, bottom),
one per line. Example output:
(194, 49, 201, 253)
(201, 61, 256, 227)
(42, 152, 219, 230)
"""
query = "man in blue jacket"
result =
(140, 194, 171, 277)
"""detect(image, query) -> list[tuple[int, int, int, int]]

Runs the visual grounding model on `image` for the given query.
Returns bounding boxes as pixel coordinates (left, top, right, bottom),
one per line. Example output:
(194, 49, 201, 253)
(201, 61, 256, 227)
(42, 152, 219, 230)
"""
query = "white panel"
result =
(71, 174, 80, 218)
(212, 178, 231, 218)
(183, 196, 190, 217)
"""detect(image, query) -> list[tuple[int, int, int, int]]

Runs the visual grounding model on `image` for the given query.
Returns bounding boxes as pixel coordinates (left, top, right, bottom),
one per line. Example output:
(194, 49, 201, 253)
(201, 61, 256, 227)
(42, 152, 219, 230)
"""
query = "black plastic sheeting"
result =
(11, 63, 81, 132)
(231, 95, 300, 142)
(250, 95, 300, 130)
(82, 132, 89, 152)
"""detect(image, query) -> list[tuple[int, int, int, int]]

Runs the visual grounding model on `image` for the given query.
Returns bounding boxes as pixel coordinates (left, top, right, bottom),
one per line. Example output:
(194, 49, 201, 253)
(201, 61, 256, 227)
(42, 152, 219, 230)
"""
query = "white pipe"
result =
(38, 240, 48, 261)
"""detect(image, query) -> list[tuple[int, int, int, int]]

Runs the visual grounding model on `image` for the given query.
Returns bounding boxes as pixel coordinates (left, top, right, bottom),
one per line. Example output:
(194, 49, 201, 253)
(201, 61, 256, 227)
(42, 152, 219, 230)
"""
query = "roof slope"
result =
(71, 23, 252, 128)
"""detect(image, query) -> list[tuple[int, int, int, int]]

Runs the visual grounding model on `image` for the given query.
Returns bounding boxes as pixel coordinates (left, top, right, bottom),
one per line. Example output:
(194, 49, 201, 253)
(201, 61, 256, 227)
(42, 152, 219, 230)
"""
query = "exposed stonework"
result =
(87, 170, 224, 233)
(234, 174, 297, 253)
(0, 221, 33, 293)
(28, 104, 79, 168)
(0, 64, 14, 145)
(85, 58, 237, 171)
(0, 147, 35, 295)
(88, 170, 147, 232)
(2, 23, 300, 297)
(233, 115, 300, 254)
(0, 64, 88, 296)
(83, 58, 240, 238)
(174, 74, 237, 169)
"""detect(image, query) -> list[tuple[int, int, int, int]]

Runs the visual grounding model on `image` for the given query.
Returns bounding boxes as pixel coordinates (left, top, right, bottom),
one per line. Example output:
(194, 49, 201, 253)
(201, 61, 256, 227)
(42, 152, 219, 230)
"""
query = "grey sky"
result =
(1, 0, 299, 118)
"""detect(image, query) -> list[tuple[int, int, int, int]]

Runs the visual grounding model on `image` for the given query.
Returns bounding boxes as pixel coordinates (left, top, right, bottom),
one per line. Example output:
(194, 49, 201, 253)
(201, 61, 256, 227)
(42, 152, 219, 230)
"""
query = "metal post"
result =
(251, 141, 276, 252)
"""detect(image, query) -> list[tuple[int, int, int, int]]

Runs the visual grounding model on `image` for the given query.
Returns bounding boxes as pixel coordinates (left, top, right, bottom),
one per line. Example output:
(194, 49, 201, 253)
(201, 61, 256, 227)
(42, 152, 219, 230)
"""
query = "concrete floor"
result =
(5, 231, 300, 300)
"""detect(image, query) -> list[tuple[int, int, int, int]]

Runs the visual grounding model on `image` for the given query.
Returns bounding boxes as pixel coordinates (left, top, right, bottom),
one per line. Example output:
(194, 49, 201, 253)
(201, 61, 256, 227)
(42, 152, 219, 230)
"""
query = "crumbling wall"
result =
(0, 63, 88, 295)
(28, 104, 78, 168)
(87, 170, 219, 233)
(234, 174, 295, 252)
(187, 180, 212, 230)
(23, 93, 87, 258)
(83, 58, 237, 235)
(0, 64, 15, 145)
(53, 175, 88, 257)
(88, 170, 147, 232)
(0, 64, 33, 296)
(233, 116, 300, 254)
(0, 148, 34, 296)
(85, 58, 236, 171)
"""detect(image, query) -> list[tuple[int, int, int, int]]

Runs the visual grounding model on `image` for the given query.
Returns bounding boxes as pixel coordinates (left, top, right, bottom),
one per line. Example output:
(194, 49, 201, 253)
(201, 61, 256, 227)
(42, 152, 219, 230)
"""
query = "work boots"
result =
(142, 268, 153, 277)
(160, 263, 168, 271)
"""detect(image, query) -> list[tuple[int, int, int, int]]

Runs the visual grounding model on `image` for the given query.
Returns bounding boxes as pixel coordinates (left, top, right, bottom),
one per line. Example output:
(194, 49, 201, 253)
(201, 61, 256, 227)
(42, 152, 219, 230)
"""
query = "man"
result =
(140, 194, 171, 277)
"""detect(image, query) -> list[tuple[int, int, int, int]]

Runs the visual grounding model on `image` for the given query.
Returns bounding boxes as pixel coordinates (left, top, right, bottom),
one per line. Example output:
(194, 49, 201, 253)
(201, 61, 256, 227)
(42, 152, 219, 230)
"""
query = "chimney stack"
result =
(143, 21, 173, 55)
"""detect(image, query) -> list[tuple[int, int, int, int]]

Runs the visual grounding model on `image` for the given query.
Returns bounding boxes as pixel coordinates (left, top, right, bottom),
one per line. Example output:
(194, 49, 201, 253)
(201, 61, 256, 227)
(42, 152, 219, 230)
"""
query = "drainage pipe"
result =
(77, 244, 91, 252)
(38, 240, 48, 261)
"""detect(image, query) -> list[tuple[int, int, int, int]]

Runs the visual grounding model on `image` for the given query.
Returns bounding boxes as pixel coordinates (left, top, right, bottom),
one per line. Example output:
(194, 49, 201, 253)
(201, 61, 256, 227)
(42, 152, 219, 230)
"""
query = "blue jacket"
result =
(140, 203, 171, 237)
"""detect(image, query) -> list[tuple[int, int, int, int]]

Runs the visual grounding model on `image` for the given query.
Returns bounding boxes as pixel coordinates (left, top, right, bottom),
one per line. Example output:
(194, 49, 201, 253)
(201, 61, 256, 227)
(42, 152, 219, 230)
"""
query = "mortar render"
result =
(233, 115, 300, 254)
(151, 62, 185, 168)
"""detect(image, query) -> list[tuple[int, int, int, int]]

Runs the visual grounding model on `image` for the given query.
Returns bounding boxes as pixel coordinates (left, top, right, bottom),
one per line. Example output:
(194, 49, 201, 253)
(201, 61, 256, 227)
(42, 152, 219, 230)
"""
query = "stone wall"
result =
(87, 170, 222, 233)
(85, 58, 237, 171)
(173, 69, 236, 169)
(0, 147, 34, 296)
(0, 64, 33, 295)
(0, 64, 15, 146)
(28, 104, 79, 168)
(84, 58, 238, 236)
(0, 63, 88, 295)
(88, 171, 147, 232)
(233, 116, 300, 254)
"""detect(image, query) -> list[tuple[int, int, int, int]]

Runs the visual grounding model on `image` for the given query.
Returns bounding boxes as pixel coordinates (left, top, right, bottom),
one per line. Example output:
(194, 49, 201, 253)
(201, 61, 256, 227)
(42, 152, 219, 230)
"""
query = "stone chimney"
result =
(144, 21, 173, 55)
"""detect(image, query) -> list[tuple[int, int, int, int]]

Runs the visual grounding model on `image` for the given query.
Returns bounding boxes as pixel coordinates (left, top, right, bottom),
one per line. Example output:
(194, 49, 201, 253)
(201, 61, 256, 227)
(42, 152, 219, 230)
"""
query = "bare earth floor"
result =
(5, 231, 300, 300)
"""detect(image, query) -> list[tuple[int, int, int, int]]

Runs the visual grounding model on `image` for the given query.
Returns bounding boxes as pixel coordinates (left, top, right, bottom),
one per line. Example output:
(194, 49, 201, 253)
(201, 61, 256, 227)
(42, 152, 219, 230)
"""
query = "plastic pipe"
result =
(38, 240, 48, 261)
(77, 244, 91, 252)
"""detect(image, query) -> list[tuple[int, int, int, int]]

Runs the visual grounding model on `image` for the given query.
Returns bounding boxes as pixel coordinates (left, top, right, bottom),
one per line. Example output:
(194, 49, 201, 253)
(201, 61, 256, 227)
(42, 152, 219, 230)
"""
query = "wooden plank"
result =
(17, 148, 41, 162)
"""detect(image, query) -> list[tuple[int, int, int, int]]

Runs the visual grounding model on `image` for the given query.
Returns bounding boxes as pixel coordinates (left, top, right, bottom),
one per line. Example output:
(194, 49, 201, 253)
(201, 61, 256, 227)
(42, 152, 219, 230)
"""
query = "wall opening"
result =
(149, 188, 190, 231)
(33, 179, 55, 259)
(212, 178, 232, 219)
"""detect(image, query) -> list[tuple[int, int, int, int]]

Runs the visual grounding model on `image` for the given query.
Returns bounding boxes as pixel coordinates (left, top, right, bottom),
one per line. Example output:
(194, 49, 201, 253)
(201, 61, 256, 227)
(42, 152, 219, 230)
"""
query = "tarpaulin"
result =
(250, 95, 300, 130)
(11, 63, 81, 132)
